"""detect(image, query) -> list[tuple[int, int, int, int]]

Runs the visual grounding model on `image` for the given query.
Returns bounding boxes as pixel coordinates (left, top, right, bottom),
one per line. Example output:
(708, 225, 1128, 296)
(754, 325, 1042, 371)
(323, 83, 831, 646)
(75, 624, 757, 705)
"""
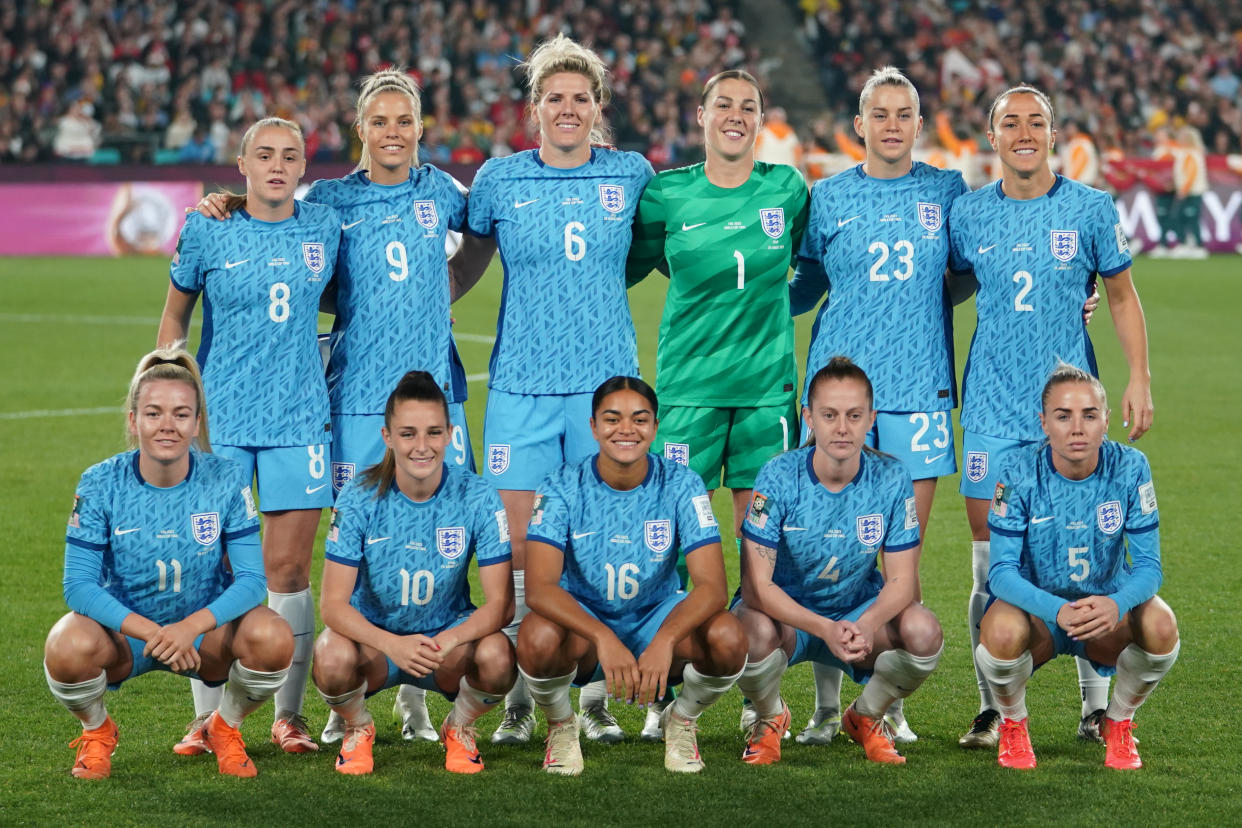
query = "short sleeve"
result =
(441, 169, 469, 233)
(626, 174, 668, 285)
(947, 198, 973, 275)
(472, 483, 512, 566)
(882, 469, 920, 553)
(66, 468, 109, 551)
(739, 461, 786, 548)
(169, 214, 206, 294)
(1092, 192, 1132, 277)
(785, 177, 810, 266)
(672, 468, 720, 555)
(987, 457, 1031, 538)
(526, 473, 571, 551)
(1124, 451, 1159, 535)
(465, 160, 496, 237)
(324, 481, 369, 567)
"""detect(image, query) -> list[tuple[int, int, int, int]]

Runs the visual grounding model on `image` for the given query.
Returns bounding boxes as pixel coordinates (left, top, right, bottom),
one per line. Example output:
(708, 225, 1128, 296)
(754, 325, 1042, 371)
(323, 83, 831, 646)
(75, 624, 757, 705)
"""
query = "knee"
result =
(737, 608, 779, 659)
(265, 557, 309, 593)
(44, 613, 109, 678)
(899, 607, 943, 657)
(311, 630, 361, 689)
(979, 607, 1029, 658)
(471, 633, 517, 693)
(1134, 598, 1179, 653)
(515, 613, 566, 673)
(704, 612, 748, 672)
(238, 608, 294, 669)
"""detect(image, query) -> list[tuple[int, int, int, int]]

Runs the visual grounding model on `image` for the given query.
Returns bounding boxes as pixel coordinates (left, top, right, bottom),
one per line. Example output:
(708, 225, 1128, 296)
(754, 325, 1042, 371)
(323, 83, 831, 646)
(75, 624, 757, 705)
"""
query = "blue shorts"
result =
(985, 597, 1116, 677)
(787, 595, 880, 685)
(331, 405, 474, 495)
(108, 633, 216, 690)
(800, 410, 957, 481)
(959, 432, 1034, 500)
(579, 592, 690, 685)
(483, 390, 595, 490)
(369, 614, 472, 700)
(215, 443, 334, 511)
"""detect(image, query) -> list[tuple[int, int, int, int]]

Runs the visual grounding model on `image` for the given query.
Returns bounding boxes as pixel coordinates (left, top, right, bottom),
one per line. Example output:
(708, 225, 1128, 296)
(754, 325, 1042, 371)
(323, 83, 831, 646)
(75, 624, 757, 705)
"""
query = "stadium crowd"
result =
(1, 0, 1238, 168)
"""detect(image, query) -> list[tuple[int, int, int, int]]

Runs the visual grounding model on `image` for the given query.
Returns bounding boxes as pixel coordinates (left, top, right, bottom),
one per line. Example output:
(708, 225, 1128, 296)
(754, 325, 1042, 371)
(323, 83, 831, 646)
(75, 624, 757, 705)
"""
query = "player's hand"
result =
(634, 636, 674, 707)
(388, 633, 443, 677)
(594, 631, 639, 702)
(430, 629, 461, 660)
(823, 619, 868, 664)
(1082, 287, 1101, 324)
(186, 191, 232, 220)
(1062, 596, 1122, 641)
(144, 621, 202, 674)
(1121, 376, 1153, 442)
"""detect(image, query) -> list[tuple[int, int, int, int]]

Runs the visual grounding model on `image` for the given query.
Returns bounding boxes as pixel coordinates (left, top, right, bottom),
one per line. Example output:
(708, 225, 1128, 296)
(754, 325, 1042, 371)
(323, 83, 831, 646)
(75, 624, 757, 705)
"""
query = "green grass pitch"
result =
(1, 254, 1239, 825)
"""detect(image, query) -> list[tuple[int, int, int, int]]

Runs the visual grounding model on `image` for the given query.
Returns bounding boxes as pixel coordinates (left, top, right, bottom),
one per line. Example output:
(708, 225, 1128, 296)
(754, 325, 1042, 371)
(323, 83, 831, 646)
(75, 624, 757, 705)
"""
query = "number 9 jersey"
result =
(170, 203, 340, 446)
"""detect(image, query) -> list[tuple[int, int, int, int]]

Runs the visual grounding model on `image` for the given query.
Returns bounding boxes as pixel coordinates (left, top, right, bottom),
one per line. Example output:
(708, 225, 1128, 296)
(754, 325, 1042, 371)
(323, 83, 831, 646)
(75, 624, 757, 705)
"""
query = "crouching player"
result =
(44, 346, 293, 779)
(517, 377, 747, 775)
(734, 357, 943, 765)
(978, 365, 1178, 770)
(312, 372, 515, 775)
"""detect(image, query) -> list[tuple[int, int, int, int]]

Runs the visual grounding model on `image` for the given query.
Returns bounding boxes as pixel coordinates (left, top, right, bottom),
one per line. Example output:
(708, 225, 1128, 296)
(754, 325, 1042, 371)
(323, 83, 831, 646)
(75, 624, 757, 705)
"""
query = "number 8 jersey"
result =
(170, 203, 340, 446)
(466, 148, 654, 395)
(949, 176, 1131, 441)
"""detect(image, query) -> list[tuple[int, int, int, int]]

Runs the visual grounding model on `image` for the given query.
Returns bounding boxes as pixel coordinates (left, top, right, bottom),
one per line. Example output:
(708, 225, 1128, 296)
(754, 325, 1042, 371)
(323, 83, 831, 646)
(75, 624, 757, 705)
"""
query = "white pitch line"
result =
(0, 406, 120, 421)
(454, 332, 496, 344)
(0, 312, 157, 326)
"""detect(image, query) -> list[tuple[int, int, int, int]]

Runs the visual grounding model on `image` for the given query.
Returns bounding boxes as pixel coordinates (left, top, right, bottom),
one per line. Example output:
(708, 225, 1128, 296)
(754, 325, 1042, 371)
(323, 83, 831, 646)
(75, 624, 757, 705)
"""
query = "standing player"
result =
(978, 365, 1177, 770)
(44, 346, 293, 779)
(516, 377, 747, 775)
(950, 85, 1154, 748)
(158, 117, 339, 754)
(312, 372, 514, 775)
(786, 66, 966, 746)
(628, 70, 808, 540)
(734, 357, 942, 766)
(467, 35, 655, 744)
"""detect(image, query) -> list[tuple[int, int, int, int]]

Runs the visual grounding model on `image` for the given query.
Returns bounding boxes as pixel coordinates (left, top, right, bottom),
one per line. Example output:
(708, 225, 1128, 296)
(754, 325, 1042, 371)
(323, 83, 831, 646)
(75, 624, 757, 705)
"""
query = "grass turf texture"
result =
(1, 254, 1239, 825)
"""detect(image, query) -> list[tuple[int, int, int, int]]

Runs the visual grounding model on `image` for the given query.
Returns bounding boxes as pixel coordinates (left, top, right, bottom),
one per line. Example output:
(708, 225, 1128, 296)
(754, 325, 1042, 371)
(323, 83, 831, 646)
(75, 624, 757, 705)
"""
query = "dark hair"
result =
(700, 69, 764, 113)
(987, 84, 1055, 133)
(359, 371, 450, 497)
(591, 376, 658, 419)
(805, 355, 873, 409)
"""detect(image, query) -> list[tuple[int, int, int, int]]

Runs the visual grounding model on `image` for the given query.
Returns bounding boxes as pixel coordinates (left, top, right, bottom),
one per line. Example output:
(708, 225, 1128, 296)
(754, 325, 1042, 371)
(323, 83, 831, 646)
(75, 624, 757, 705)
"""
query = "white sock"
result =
(45, 664, 108, 729)
(190, 678, 224, 717)
(1106, 641, 1180, 722)
(672, 662, 744, 721)
(218, 660, 289, 728)
(268, 588, 315, 717)
(811, 661, 843, 714)
(518, 666, 575, 722)
(974, 645, 1032, 721)
(855, 647, 942, 719)
(886, 697, 906, 723)
(1076, 656, 1110, 716)
(319, 682, 371, 727)
(735, 650, 786, 719)
(397, 684, 427, 708)
(578, 680, 609, 709)
(449, 677, 502, 727)
(969, 541, 995, 711)
(502, 570, 534, 711)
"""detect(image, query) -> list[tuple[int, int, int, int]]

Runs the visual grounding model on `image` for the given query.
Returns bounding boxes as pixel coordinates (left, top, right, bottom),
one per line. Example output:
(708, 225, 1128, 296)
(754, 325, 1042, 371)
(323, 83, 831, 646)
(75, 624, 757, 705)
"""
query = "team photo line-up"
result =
(47, 36, 1176, 780)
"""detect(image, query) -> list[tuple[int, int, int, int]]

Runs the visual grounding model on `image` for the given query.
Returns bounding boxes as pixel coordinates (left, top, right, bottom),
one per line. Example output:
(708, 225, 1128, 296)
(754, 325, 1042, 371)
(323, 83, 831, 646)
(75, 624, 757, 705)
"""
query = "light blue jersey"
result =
(63, 451, 263, 631)
(988, 441, 1160, 631)
(527, 454, 720, 623)
(741, 447, 920, 618)
(170, 203, 339, 446)
(792, 163, 967, 411)
(325, 464, 511, 634)
(466, 148, 654, 394)
(308, 167, 468, 414)
(949, 176, 1132, 441)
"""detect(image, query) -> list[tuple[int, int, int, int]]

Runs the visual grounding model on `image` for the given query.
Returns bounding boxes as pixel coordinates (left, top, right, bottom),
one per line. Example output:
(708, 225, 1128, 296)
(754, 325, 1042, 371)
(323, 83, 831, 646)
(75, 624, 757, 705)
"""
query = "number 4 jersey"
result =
(170, 203, 340, 447)
(949, 176, 1131, 441)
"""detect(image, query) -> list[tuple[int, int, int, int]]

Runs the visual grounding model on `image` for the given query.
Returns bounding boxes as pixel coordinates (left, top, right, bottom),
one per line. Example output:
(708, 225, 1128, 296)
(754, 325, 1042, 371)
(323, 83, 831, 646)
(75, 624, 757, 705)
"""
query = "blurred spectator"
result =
(53, 100, 100, 161)
(177, 124, 215, 163)
(754, 106, 805, 178)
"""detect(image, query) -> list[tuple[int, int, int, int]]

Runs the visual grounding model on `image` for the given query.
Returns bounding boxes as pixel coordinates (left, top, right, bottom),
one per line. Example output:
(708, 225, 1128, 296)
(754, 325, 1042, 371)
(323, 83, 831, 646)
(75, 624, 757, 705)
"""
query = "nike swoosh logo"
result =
(572, 531, 597, 540)
(224, 259, 250, 269)
(114, 527, 141, 535)
(341, 219, 365, 230)
(1030, 516, 1056, 524)
(782, 526, 808, 532)
(837, 215, 861, 227)
(366, 537, 391, 545)
(977, 244, 997, 254)
(924, 453, 947, 464)
(681, 222, 707, 231)
(513, 199, 539, 208)
(305, 484, 327, 495)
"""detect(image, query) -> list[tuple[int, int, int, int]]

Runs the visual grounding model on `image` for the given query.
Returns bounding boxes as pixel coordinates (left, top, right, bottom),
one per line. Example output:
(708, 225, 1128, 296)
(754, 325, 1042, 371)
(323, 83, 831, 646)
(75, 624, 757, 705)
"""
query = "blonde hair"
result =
(1040, 362, 1108, 412)
(354, 68, 423, 173)
(239, 116, 305, 156)
(859, 66, 919, 116)
(523, 34, 611, 145)
(126, 343, 210, 451)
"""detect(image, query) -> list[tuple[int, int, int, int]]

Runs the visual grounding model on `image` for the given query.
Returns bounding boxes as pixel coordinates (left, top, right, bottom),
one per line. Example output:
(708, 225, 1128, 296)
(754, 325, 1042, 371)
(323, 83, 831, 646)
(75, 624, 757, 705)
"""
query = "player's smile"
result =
(988, 92, 1055, 183)
(129, 379, 201, 476)
(359, 90, 421, 181)
(591, 389, 657, 470)
(699, 77, 762, 163)
(536, 72, 600, 161)
(384, 399, 451, 496)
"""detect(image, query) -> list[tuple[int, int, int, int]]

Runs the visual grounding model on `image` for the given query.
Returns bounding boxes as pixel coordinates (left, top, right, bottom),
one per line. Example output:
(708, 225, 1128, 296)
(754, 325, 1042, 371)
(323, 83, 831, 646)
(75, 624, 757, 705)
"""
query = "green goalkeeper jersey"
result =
(628, 161, 808, 407)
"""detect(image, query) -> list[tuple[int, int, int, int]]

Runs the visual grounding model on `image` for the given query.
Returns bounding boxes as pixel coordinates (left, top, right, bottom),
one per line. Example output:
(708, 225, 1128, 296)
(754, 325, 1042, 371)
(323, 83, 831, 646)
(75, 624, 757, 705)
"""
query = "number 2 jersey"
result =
(987, 440, 1160, 631)
(306, 167, 468, 415)
(627, 161, 808, 407)
(526, 454, 720, 623)
(949, 176, 1132, 441)
(170, 203, 340, 446)
(466, 148, 654, 395)
(791, 162, 966, 411)
(63, 450, 263, 630)
(740, 447, 920, 618)
(325, 464, 511, 634)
